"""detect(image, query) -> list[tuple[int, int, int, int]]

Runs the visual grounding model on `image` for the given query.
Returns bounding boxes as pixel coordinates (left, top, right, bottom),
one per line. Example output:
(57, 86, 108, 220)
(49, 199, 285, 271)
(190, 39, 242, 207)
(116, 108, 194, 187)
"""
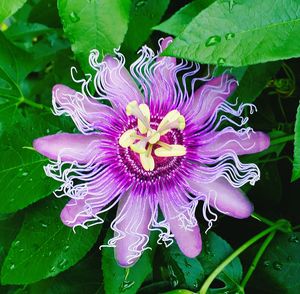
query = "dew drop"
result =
(48, 251, 52, 257)
(217, 57, 226, 66)
(63, 245, 70, 252)
(57, 259, 68, 269)
(12, 240, 20, 247)
(288, 234, 299, 243)
(69, 11, 80, 23)
(205, 35, 221, 47)
(46, 128, 50, 134)
(39, 221, 48, 228)
(135, 0, 146, 9)
(19, 248, 24, 253)
(9, 198, 15, 203)
(9, 263, 15, 270)
(263, 260, 271, 267)
(273, 261, 283, 271)
(120, 280, 135, 292)
(50, 266, 56, 273)
(225, 32, 235, 40)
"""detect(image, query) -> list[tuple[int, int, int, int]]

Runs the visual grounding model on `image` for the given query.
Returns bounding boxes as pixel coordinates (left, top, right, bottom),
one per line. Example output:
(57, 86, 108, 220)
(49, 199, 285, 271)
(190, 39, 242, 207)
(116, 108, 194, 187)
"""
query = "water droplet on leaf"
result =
(120, 280, 135, 292)
(225, 32, 235, 40)
(205, 35, 221, 47)
(135, 0, 146, 9)
(288, 235, 299, 243)
(273, 261, 283, 271)
(63, 245, 70, 252)
(50, 266, 56, 273)
(263, 260, 271, 267)
(217, 57, 226, 66)
(57, 259, 68, 269)
(69, 12, 80, 23)
(39, 221, 48, 228)
(9, 263, 15, 270)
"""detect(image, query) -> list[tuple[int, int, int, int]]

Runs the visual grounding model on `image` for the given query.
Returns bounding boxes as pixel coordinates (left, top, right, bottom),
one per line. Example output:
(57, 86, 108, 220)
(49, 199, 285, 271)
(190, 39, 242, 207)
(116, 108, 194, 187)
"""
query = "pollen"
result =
(119, 102, 186, 171)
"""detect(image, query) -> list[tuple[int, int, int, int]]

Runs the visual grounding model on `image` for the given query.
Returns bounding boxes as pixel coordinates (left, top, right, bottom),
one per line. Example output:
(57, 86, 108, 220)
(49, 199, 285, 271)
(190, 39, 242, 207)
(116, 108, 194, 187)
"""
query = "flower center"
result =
(118, 101, 186, 171)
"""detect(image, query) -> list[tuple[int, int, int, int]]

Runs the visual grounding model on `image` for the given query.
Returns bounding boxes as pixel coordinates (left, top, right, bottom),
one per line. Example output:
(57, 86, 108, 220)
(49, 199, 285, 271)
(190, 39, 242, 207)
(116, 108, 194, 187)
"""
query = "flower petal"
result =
(188, 178, 253, 219)
(159, 190, 202, 258)
(53, 84, 115, 132)
(102, 56, 144, 108)
(200, 131, 270, 156)
(33, 133, 101, 163)
(114, 192, 151, 267)
(188, 75, 237, 124)
(151, 37, 177, 105)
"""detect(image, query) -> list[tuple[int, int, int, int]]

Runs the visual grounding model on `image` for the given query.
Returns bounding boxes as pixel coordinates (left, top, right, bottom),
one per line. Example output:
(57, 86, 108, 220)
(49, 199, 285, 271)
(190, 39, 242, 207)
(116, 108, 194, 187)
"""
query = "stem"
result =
(198, 220, 289, 294)
(18, 97, 51, 111)
(270, 134, 294, 146)
(251, 213, 292, 233)
(240, 230, 276, 289)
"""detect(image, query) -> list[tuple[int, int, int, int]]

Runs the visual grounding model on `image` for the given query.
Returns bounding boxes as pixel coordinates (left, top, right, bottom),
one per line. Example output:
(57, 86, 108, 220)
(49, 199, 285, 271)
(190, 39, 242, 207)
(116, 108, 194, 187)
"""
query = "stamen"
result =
(140, 145, 154, 171)
(126, 101, 150, 131)
(155, 144, 186, 157)
(120, 101, 187, 171)
(119, 129, 137, 147)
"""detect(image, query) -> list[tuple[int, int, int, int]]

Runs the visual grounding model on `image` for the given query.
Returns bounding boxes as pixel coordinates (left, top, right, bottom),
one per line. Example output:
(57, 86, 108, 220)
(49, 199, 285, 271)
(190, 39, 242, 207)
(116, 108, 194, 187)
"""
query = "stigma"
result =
(119, 101, 186, 171)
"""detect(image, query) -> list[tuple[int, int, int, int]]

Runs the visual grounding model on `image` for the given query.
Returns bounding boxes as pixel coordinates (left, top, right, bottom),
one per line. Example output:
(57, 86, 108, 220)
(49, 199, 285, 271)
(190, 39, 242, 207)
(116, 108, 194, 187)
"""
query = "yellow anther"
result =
(148, 131, 160, 144)
(126, 101, 139, 116)
(155, 144, 186, 157)
(140, 145, 154, 171)
(119, 129, 137, 148)
(130, 140, 147, 154)
(178, 115, 186, 130)
(138, 104, 150, 134)
(157, 110, 180, 132)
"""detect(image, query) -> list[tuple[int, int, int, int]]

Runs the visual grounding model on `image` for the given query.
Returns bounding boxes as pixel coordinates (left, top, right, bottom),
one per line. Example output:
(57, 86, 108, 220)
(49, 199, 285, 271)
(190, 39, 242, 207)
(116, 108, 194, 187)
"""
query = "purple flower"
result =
(33, 37, 270, 267)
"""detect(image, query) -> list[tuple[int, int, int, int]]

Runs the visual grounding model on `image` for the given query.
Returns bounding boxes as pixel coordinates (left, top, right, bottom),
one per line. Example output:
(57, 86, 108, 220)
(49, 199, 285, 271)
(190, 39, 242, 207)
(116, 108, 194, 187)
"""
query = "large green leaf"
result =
(292, 102, 300, 182)
(102, 231, 153, 294)
(198, 232, 243, 293)
(0, 0, 27, 23)
(1, 198, 100, 285)
(164, 243, 204, 291)
(154, 0, 215, 36)
(250, 232, 300, 293)
(122, 0, 170, 54)
(58, 0, 131, 72)
(0, 109, 73, 214)
(163, 0, 300, 66)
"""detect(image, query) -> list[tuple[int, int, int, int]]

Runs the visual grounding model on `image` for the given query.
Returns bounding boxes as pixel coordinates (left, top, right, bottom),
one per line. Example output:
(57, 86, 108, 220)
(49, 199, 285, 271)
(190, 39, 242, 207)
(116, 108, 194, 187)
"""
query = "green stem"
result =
(251, 213, 292, 233)
(270, 134, 294, 146)
(18, 97, 51, 111)
(240, 230, 276, 290)
(198, 220, 289, 294)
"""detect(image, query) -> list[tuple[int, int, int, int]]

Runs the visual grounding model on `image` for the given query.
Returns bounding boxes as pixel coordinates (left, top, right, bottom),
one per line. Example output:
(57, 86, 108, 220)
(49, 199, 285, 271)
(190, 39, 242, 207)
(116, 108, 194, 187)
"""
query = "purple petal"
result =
(188, 178, 253, 219)
(33, 133, 101, 162)
(53, 84, 114, 127)
(102, 56, 144, 108)
(159, 191, 202, 258)
(188, 75, 237, 124)
(151, 37, 177, 107)
(114, 192, 151, 267)
(60, 196, 99, 227)
(200, 131, 270, 156)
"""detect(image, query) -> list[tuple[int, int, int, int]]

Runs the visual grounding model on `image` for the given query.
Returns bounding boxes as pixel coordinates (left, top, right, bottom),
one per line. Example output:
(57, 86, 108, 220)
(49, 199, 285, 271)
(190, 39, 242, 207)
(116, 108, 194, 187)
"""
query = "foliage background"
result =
(0, 0, 300, 293)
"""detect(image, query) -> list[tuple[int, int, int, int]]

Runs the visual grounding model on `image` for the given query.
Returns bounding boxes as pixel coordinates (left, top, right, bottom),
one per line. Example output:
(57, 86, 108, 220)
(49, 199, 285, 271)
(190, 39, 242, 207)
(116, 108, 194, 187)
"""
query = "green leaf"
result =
(0, 110, 73, 214)
(292, 102, 300, 181)
(58, 0, 131, 72)
(0, 214, 23, 270)
(164, 243, 204, 291)
(154, 0, 214, 36)
(198, 232, 243, 292)
(102, 231, 153, 294)
(122, 0, 170, 53)
(163, 0, 300, 66)
(250, 232, 300, 293)
(0, 0, 27, 23)
(1, 197, 100, 285)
